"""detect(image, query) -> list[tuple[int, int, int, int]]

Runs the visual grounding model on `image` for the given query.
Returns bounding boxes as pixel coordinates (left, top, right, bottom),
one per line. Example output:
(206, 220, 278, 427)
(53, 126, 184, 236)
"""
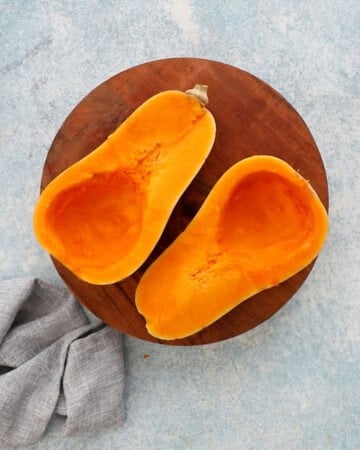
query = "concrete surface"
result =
(1, 0, 359, 449)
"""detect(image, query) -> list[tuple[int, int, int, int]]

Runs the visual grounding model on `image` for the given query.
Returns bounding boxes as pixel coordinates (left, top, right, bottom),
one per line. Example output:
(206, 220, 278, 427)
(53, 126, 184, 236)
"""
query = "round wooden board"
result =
(41, 58, 328, 345)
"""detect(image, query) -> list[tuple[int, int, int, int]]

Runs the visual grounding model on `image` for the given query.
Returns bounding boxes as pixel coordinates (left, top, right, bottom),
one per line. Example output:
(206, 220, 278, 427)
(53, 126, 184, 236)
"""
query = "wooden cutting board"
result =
(41, 58, 328, 345)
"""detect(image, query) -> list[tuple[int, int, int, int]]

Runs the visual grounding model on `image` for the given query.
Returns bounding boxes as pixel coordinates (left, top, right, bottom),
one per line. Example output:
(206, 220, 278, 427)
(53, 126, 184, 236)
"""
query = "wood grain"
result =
(41, 58, 328, 345)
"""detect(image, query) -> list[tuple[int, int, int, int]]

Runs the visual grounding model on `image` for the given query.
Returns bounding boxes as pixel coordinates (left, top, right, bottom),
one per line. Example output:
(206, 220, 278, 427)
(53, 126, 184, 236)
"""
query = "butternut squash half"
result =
(136, 155, 328, 340)
(33, 86, 216, 284)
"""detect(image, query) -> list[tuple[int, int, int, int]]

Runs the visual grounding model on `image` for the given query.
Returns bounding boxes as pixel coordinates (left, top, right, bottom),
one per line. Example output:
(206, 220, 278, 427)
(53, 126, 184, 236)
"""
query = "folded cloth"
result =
(0, 278, 124, 447)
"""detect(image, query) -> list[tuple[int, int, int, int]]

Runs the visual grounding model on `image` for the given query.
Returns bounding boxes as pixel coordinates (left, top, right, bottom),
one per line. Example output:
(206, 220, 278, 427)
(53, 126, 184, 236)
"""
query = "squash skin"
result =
(135, 155, 328, 340)
(33, 90, 216, 284)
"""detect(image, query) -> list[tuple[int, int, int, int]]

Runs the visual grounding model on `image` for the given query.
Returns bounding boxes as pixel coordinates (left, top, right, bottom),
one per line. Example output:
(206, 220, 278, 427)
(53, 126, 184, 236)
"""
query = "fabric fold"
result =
(0, 278, 124, 447)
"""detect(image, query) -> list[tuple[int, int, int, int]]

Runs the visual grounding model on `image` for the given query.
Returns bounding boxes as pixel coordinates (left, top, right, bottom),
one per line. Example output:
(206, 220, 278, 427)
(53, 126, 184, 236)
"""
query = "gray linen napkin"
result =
(0, 278, 124, 447)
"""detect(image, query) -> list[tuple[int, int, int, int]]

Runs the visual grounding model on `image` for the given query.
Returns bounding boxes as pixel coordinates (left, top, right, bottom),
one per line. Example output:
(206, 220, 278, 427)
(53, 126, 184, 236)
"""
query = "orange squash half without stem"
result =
(136, 155, 329, 340)
(33, 85, 216, 284)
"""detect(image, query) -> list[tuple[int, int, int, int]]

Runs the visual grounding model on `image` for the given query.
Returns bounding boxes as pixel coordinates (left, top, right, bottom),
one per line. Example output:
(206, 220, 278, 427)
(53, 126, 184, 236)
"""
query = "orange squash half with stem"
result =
(33, 85, 216, 284)
(136, 155, 328, 340)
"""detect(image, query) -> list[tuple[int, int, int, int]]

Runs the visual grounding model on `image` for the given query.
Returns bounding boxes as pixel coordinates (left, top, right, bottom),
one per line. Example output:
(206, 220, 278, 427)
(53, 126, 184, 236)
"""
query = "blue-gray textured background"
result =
(1, 1, 359, 449)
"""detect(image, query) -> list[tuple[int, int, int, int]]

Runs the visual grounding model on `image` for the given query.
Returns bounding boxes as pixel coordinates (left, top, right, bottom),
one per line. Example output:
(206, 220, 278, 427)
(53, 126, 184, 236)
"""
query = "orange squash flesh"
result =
(135, 155, 328, 340)
(33, 89, 216, 284)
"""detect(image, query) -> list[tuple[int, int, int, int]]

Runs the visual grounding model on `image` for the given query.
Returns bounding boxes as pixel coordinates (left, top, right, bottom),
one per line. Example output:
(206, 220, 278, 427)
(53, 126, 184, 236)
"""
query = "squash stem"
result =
(185, 85, 209, 106)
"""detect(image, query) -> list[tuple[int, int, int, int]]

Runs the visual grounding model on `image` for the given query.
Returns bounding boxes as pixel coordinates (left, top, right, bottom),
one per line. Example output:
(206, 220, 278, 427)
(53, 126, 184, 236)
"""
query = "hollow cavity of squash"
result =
(135, 155, 328, 340)
(33, 88, 216, 284)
